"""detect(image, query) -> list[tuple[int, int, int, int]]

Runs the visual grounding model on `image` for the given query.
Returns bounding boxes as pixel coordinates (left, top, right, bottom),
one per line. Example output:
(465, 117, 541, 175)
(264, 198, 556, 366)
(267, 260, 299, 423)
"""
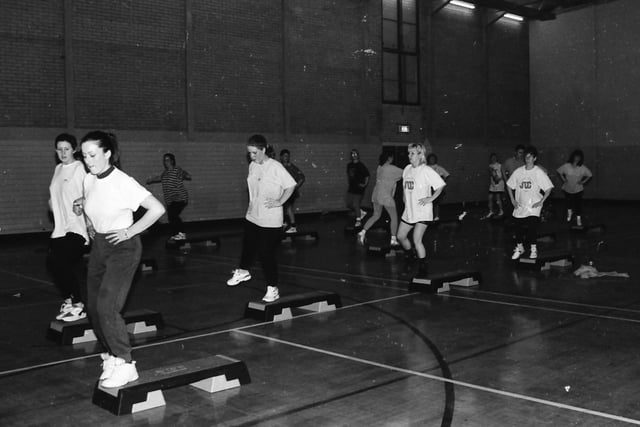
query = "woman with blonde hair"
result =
(397, 143, 446, 276)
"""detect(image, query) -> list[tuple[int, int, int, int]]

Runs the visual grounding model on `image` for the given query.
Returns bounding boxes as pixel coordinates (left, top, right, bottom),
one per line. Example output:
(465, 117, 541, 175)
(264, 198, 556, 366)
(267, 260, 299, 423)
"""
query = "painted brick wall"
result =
(0, 0, 534, 234)
(530, 0, 640, 199)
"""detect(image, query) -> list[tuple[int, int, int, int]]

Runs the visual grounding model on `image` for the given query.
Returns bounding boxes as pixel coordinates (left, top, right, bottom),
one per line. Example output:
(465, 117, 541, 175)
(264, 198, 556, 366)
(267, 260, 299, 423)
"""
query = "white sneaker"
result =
(511, 244, 525, 260)
(359, 209, 367, 220)
(529, 245, 538, 259)
(176, 232, 186, 240)
(357, 229, 366, 245)
(100, 353, 116, 380)
(354, 219, 362, 228)
(101, 359, 138, 388)
(458, 211, 467, 221)
(285, 226, 297, 234)
(56, 298, 74, 320)
(227, 269, 251, 286)
(262, 286, 280, 303)
(390, 236, 399, 246)
(60, 303, 86, 322)
(566, 209, 573, 222)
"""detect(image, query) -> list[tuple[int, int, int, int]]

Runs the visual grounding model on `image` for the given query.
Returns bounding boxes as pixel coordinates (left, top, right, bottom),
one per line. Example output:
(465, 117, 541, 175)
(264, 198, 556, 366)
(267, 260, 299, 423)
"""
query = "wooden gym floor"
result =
(1, 200, 639, 426)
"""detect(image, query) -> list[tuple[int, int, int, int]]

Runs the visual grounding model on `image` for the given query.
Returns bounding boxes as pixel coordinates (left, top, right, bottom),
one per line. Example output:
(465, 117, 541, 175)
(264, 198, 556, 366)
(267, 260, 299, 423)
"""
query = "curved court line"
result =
(442, 294, 640, 324)
(0, 293, 418, 377)
(235, 329, 640, 425)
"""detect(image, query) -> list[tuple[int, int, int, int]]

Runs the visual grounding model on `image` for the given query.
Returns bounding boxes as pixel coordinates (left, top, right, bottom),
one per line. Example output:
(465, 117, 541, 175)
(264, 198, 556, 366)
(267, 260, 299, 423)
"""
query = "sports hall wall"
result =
(530, 0, 640, 200)
(0, 1, 529, 234)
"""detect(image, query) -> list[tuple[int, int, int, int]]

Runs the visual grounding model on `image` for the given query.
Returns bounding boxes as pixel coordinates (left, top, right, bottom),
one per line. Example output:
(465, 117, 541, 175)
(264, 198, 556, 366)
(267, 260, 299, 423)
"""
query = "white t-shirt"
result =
(372, 164, 403, 207)
(83, 167, 151, 233)
(49, 161, 89, 242)
(246, 158, 297, 228)
(507, 165, 553, 218)
(489, 162, 504, 192)
(556, 163, 592, 194)
(401, 164, 446, 223)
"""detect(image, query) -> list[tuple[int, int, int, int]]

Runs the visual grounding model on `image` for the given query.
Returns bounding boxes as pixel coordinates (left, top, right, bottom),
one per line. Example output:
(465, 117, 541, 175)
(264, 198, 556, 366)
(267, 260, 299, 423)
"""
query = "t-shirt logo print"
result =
(519, 181, 532, 190)
(404, 181, 414, 190)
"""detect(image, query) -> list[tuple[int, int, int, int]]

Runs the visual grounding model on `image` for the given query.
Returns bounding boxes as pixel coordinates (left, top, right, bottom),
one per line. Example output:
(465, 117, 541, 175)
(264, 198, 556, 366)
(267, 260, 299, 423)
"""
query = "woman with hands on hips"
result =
(74, 131, 165, 388)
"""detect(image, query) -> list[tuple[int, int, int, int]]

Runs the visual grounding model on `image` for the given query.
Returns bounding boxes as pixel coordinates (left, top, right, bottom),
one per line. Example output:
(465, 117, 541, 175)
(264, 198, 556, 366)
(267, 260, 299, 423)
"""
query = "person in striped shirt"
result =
(147, 153, 192, 240)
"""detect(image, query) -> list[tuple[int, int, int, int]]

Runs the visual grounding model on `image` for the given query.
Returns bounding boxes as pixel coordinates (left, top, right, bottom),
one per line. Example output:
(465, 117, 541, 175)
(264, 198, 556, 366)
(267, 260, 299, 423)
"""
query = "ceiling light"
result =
(449, 0, 476, 9)
(503, 13, 524, 21)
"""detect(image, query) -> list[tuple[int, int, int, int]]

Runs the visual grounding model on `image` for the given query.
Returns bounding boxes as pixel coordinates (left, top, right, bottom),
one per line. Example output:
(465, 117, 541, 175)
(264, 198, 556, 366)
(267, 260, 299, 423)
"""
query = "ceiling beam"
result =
(469, 0, 556, 20)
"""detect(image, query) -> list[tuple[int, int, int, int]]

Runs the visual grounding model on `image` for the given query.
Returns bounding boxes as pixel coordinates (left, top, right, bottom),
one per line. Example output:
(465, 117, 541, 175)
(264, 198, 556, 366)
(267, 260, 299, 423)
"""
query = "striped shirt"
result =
(161, 167, 189, 203)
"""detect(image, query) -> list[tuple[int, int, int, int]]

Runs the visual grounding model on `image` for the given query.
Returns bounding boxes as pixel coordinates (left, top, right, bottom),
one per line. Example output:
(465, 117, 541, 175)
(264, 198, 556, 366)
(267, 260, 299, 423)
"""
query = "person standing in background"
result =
(48, 133, 89, 322)
(280, 149, 305, 234)
(346, 149, 370, 228)
(557, 149, 592, 227)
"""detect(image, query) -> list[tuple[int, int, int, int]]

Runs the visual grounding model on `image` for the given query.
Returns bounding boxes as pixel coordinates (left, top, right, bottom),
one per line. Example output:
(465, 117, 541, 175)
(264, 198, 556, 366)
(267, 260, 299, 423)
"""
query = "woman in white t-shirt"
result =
(483, 153, 505, 219)
(48, 133, 89, 322)
(506, 146, 553, 260)
(77, 131, 165, 389)
(397, 144, 446, 277)
(557, 149, 592, 227)
(226, 135, 297, 303)
(357, 151, 403, 246)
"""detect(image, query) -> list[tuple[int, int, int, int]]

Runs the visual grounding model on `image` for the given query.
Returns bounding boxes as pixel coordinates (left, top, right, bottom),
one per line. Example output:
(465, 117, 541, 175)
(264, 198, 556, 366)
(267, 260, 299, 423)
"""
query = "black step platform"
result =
(515, 252, 574, 271)
(365, 243, 401, 257)
(166, 235, 220, 251)
(245, 291, 342, 322)
(281, 230, 319, 243)
(409, 270, 481, 294)
(570, 224, 606, 234)
(140, 258, 157, 273)
(536, 232, 557, 244)
(93, 354, 251, 415)
(48, 309, 164, 345)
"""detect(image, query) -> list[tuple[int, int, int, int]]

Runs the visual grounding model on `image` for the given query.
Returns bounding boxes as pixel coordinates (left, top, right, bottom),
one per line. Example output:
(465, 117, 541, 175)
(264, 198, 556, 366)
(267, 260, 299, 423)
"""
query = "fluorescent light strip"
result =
(503, 13, 524, 21)
(449, 0, 476, 10)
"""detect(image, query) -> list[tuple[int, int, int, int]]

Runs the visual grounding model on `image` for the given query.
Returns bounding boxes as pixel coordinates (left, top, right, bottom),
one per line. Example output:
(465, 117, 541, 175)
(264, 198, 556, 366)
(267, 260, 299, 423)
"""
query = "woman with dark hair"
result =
(227, 135, 297, 303)
(426, 153, 449, 221)
(76, 131, 165, 388)
(357, 151, 403, 246)
(48, 133, 89, 322)
(507, 146, 553, 260)
(483, 153, 505, 219)
(279, 149, 305, 233)
(147, 153, 192, 241)
(557, 149, 592, 227)
(397, 144, 446, 276)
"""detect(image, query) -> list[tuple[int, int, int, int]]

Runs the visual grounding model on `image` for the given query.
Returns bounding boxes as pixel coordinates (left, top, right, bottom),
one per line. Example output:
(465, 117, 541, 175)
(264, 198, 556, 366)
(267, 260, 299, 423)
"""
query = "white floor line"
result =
(463, 288, 640, 314)
(442, 294, 640, 324)
(235, 329, 640, 425)
(0, 292, 417, 377)
(0, 268, 53, 286)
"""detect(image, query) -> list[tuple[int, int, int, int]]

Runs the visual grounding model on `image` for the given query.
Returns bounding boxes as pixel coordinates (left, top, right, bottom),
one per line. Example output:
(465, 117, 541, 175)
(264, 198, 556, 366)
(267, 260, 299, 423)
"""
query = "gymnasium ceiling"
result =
(465, 0, 611, 20)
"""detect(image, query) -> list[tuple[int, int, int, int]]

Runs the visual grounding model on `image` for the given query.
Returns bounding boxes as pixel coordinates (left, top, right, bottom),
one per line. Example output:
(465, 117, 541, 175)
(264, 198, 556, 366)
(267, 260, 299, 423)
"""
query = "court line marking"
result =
(442, 294, 640, 324)
(0, 292, 417, 377)
(458, 288, 640, 314)
(235, 329, 640, 425)
(0, 267, 53, 286)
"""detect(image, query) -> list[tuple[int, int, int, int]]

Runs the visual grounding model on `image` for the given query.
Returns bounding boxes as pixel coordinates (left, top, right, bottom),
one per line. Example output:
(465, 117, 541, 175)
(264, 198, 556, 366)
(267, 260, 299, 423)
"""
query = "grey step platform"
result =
(409, 270, 481, 294)
(245, 291, 342, 322)
(570, 224, 606, 234)
(515, 252, 574, 271)
(93, 355, 250, 415)
(48, 309, 164, 345)
(281, 230, 319, 243)
(365, 243, 401, 257)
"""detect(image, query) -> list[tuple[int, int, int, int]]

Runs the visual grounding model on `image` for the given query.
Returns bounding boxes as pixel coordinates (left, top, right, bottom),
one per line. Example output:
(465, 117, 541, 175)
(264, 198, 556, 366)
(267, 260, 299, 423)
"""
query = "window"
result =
(382, 0, 419, 104)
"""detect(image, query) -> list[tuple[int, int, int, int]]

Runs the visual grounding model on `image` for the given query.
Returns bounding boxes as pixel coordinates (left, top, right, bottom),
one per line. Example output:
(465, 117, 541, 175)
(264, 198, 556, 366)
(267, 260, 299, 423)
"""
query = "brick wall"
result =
(0, 0, 533, 234)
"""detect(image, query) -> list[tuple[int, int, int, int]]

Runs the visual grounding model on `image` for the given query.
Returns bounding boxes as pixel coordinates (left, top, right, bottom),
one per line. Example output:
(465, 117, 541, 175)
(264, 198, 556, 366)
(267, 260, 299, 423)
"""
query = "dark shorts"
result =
(401, 219, 430, 226)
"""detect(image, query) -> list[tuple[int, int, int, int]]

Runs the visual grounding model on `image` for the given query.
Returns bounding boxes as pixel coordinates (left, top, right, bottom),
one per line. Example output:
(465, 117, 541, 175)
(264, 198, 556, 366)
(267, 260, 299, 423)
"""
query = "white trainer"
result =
(101, 358, 139, 388)
(357, 229, 366, 245)
(226, 269, 251, 286)
(100, 353, 117, 380)
(511, 244, 525, 260)
(56, 298, 74, 320)
(60, 303, 87, 322)
(529, 245, 538, 259)
(262, 286, 280, 303)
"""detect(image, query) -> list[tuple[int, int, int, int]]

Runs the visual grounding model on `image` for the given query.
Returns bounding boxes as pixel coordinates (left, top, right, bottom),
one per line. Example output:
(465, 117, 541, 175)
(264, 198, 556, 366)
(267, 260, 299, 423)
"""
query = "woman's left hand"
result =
(106, 228, 130, 245)
(264, 198, 282, 208)
(418, 197, 431, 206)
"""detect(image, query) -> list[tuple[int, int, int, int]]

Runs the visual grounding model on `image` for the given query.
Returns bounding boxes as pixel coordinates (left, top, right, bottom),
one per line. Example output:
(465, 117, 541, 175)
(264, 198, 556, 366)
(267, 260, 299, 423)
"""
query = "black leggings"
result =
(48, 232, 87, 303)
(167, 201, 187, 234)
(513, 216, 540, 246)
(239, 220, 283, 286)
(564, 191, 583, 216)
